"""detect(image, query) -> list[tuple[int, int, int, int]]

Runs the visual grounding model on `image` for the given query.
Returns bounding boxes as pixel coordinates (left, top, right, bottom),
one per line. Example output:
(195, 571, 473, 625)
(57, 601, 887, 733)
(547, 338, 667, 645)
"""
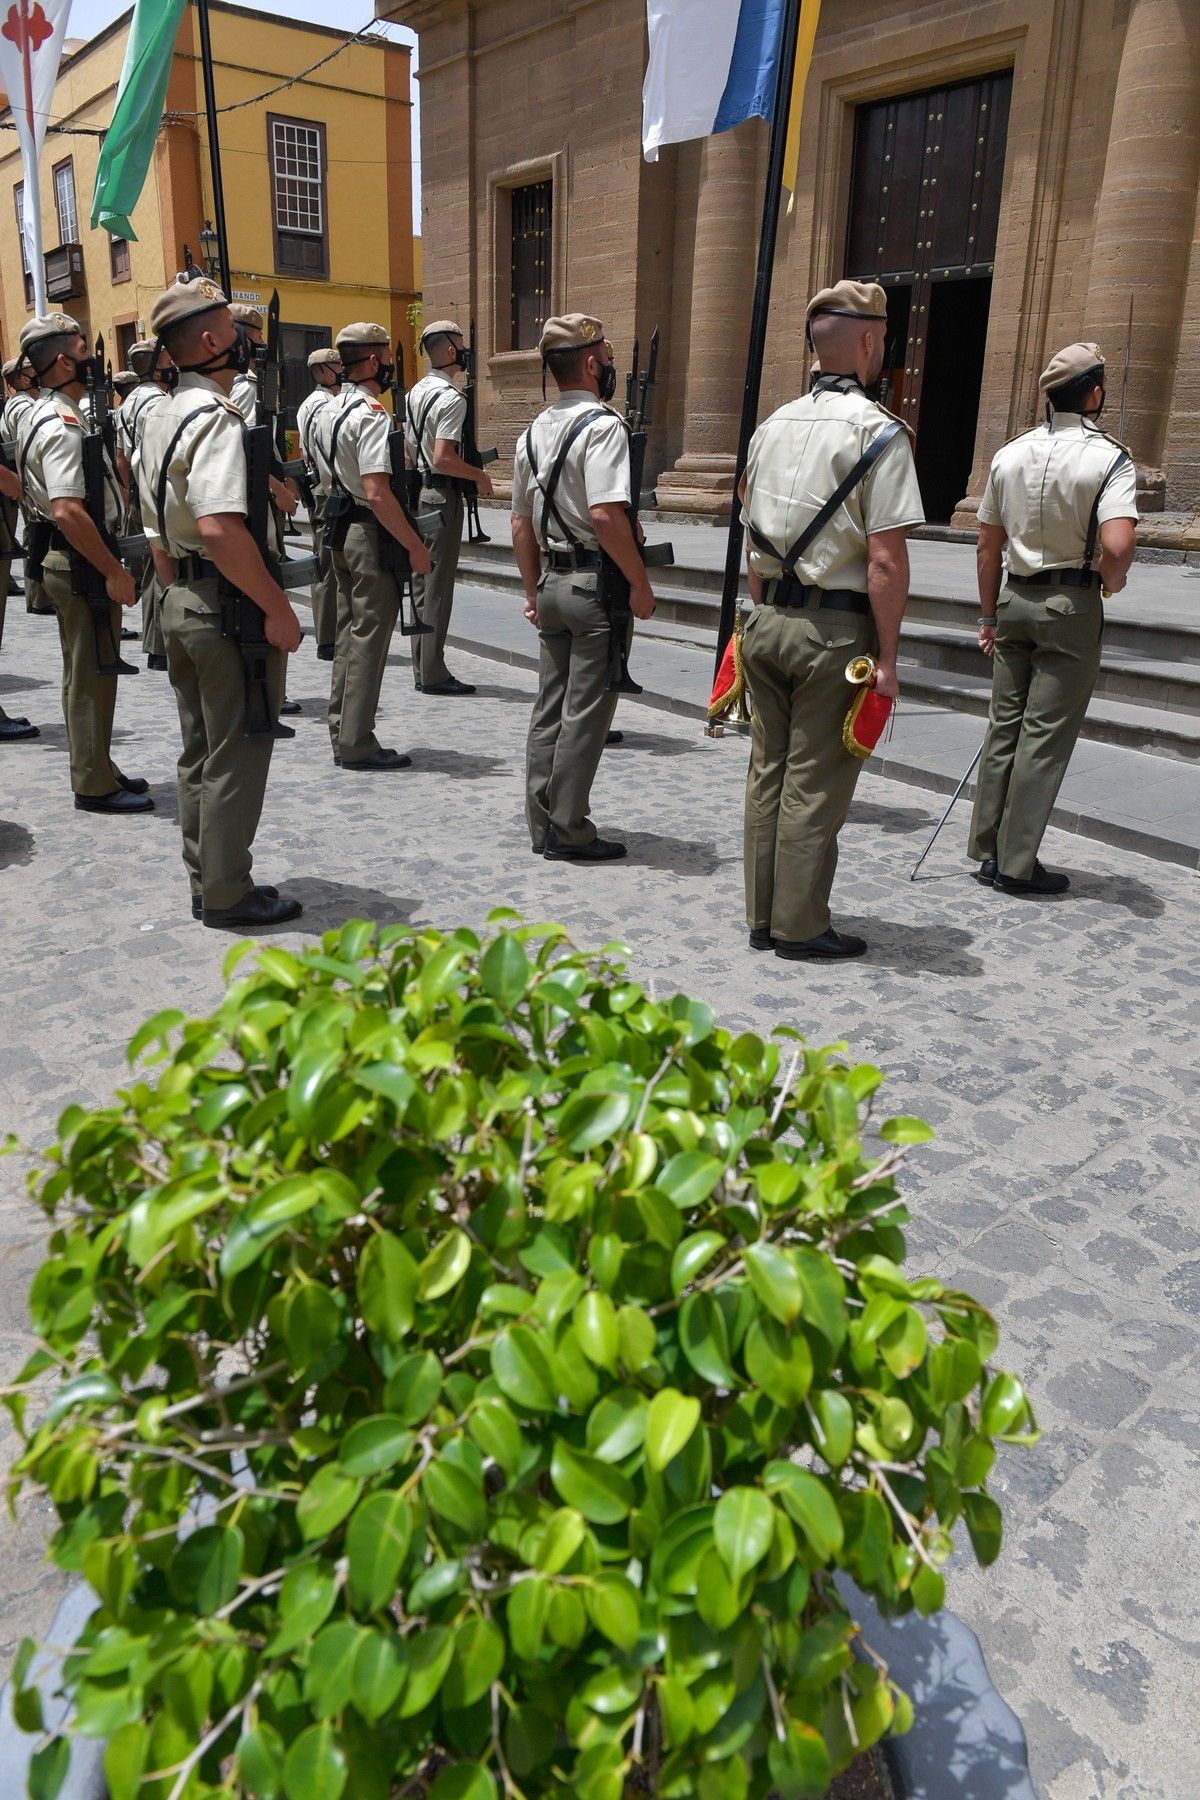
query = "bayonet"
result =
(626, 337, 639, 420)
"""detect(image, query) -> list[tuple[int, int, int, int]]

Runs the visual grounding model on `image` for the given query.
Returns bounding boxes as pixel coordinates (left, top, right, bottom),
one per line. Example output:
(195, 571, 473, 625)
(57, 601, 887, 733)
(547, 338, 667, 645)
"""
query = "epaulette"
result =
(994, 424, 1042, 453)
(874, 399, 915, 443)
(1084, 420, 1131, 456)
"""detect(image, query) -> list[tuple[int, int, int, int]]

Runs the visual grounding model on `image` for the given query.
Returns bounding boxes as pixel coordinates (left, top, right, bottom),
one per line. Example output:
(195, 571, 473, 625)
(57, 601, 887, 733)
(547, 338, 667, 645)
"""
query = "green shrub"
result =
(4, 915, 1034, 1800)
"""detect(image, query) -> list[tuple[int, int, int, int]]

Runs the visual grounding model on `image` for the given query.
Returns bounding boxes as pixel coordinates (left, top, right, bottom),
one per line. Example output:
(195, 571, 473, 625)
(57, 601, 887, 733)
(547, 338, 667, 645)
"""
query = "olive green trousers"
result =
(525, 571, 623, 849)
(741, 601, 875, 943)
(309, 489, 338, 652)
(43, 552, 122, 797)
(162, 578, 283, 909)
(968, 581, 1103, 879)
(411, 483, 463, 688)
(328, 520, 400, 764)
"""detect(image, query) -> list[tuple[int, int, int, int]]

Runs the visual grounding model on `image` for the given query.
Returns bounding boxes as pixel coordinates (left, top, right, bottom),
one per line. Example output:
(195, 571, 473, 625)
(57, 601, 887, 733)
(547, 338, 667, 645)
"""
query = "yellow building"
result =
(0, 2, 417, 425)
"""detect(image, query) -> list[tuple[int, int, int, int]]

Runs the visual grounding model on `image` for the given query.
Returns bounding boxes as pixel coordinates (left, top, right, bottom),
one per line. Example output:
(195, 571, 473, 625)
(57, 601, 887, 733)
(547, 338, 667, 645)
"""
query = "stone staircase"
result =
(456, 536, 1200, 765)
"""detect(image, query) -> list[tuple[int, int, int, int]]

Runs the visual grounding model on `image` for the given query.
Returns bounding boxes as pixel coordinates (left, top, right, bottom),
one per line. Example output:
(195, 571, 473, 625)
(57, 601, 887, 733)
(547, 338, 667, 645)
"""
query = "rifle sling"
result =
(323, 398, 367, 499)
(1083, 449, 1132, 568)
(746, 418, 905, 577)
(406, 391, 441, 479)
(153, 404, 224, 549)
(526, 409, 609, 555)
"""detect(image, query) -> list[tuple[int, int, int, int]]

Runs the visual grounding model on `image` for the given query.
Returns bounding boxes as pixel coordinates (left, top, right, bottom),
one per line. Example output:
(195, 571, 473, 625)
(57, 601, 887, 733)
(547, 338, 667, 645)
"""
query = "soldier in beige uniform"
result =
(314, 321, 431, 769)
(118, 338, 175, 670)
(969, 342, 1138, 894)
(0, 358, 36, 740)
(15, 312, 150, 811)
(139, 278, 303, 926)
(740, 281, 924, 959)
(511, 313, 654, 860)
(229, 304, 301, 716)
(296, 346, 342, 660)
(404, 320, 491, 694)
(2, 354, 50, 619)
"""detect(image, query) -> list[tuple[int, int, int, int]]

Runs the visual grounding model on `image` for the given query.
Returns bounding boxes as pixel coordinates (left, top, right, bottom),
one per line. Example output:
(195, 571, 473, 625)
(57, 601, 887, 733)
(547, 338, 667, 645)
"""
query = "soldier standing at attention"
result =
(229, 304, 301, 716)
(0, 358, 36, 741)
(511, 313, 654, 861)
(739, 281, 924, 960)
(404, 320, 491, 694)
(117, 339, 174, 670)
(15, 313, 150, 812)
(319, 321, 431, 770)
(138, 278, 303, 927)
(969, 342, 1138, 894)
(296, 346, 342, 662)
(3, 354, 51, 618)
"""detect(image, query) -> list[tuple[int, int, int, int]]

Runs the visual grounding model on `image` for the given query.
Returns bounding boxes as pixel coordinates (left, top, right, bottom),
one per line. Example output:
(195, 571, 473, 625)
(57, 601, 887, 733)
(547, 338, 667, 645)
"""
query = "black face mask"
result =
(596, 360, 617, 403)
(1083, 390, 1106, 422)
(180, 325, 253, 378)
(161, 367, 180, 393)
(72, 355, 100, 385)
(374, 362, 395, 393)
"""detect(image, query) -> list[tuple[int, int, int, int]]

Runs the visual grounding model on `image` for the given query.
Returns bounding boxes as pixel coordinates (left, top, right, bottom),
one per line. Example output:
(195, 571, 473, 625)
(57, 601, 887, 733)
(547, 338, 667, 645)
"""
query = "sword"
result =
(908, 740, 986, 881)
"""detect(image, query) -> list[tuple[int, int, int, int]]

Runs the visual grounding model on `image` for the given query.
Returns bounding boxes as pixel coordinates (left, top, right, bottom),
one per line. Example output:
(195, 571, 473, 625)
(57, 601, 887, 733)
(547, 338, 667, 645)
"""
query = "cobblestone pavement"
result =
(1, 606, 1197, 1799)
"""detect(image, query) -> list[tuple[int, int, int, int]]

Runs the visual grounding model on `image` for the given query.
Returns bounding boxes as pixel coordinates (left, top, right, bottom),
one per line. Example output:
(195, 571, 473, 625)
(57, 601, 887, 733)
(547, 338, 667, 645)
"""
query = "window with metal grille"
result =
(53, 159, 78, 243)
(110, 234, 130, 282)
(14, 183, 32, 308)
(510, 180, 552, 351)
(268, 114, 328, 278)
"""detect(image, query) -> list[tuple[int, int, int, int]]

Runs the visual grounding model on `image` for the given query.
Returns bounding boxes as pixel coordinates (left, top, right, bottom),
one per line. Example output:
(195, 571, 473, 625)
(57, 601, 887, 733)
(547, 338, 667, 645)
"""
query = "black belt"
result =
(1010, 567, 1101, 592)
(46, 527, 72, 556)
(545, 547, 601, 573)
(767, 577, 870, 616)
(173, 554, 219, 584)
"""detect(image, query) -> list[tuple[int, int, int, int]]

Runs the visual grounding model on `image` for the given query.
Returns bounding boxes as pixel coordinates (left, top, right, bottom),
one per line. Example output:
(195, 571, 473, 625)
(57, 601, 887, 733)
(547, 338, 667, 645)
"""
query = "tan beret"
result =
(539, 313, 605, 357)
(113, 370, 139, 391)
(307, 346, 341, 370)
(336, 321, 391, 354)
(2, 356, 21, 378)
(230, 303, 264, 333)
(806, 280, 887, 324)
(19, 312, 83, 351)
(1039, 341, 1105, 395)
(419, 318, 464, 348)
(149, 277, 230, 338)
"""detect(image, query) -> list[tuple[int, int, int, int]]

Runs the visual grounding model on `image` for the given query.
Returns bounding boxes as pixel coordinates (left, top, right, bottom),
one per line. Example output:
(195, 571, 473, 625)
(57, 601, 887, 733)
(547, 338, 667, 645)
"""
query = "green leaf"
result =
(397, 1624, 455, 1716)
(468, 1396, 523, 1476)
(219, 1176, 322, 1278)
(428, 1767, 498, 1800)
(338, 1415, 414, 1477)
(534, 1507, 587, 1575)
(282, 1722, 348, 1800)
(284, 1281, 342, 1367)
(670, 1230, 726, 1295)
(878, 1115, 935, 1145)
(556, 1089, 633, 1152)
(579, 1665, 643, 1714)
(269, 1563, 338, 1654)
(763, 1462, 844, 1560)
(507, 1576, 551, 1660)
(550, 1440, 634, 1523)
(981, 1371, 1028, 1438)
(419, 1227, 473, 1300)
(586, 1389, 648, 1464)
(28, 1739, 71, 1800)
(425, 1458, 487, 1539)
(880, 1304, 928, 1378)
(712, 1486, 775, 1583)
(616, 1304, 657, 1372)
(356, 1060, 415, 1116)
(678, 1291, 737, 1388)
(645, 1388, 701, 1472)
(743, 1241, 802, 1324)
(744, 1315, 813, 1407)
(297, 1466, 362, 1542)
(442, 1614, 506, 1709)
(573, 1290, 620, 1371)
(346, 1490, 413, 1612)
(964, 1491, 1003, 1566)
(237, 1723, 285, 1799)
(808, 1390, 854, 1468)
(492, 1325, 557, 1412)
(912, 1560, 946, 1615)
(127, 1007, 186, 1064)
(44, 1371, 121, 1428)
(792, 1248, 847, 1351)
(304, 1621, 364, 1718)
(657, 1151, 724, 1209)
(351, 1629, 409, 1725)
(586, 1573, 641, 1651)
(168, 1523, 243, 1614)
(103, 1722, 147, 1800)
(929, 1337, 982, 1408)
(358, 1231, 419, 1342)
(768, 1720, 832, 1797)
(480, 932, 532, 1008)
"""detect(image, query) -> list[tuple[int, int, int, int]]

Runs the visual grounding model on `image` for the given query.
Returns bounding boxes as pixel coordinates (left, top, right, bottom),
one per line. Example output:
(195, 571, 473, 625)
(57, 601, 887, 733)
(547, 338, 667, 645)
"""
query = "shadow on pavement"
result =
(619, 832, 728, 876)
(608, 730, 705, 759)
(285, 878, 420, 933)
(0, 820, 34, 870)
(409, 747, 513, 781)
(848, 797, 937, 835)
(1069, 872, 1166, 919)
(840, 916, 984, 977)
(452, 680, 534, 708)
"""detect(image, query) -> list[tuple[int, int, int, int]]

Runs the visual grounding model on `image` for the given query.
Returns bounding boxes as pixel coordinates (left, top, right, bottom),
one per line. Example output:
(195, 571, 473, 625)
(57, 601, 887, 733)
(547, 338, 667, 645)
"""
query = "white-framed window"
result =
(14, 181, 29, 273)
(53, 158, 78, 243)
(268, 115, 328, 277)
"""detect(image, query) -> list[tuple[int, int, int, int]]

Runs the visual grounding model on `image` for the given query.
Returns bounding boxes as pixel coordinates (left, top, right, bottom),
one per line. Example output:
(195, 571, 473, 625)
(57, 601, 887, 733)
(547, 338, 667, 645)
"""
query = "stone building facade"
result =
(382, 0, 1200, 546)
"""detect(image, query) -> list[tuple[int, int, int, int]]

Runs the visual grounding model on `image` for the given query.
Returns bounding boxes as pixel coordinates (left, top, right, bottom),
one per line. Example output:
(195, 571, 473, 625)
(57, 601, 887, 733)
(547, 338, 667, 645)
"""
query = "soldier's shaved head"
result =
(809, 311, 883, 378)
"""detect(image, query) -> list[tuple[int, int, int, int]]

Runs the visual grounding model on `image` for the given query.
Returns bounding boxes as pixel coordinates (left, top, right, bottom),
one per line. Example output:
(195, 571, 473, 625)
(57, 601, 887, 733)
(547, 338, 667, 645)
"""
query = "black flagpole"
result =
(196, 0, 232, 297)
(713, 0, 804, 679)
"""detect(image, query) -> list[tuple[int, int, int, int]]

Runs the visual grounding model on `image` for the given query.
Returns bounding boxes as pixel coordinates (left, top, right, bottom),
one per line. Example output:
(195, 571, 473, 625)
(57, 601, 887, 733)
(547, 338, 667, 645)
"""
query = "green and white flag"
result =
(90, 0, 188, 241)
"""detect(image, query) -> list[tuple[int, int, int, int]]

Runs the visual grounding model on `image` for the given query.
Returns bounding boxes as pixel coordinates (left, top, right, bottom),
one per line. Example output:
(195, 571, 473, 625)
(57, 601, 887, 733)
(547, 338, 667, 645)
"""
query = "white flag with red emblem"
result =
(0, 0, 75, 314)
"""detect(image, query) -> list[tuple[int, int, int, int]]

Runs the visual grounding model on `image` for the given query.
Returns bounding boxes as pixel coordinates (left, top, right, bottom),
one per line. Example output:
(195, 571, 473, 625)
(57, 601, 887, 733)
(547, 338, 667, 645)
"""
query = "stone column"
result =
(1083, 0, 1200, 510)
(656, 124, 759, 515)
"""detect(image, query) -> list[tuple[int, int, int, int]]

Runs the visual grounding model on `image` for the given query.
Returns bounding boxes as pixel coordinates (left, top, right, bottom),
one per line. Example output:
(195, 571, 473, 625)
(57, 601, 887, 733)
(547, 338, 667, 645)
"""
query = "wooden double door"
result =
(845, 71, 1012, 521)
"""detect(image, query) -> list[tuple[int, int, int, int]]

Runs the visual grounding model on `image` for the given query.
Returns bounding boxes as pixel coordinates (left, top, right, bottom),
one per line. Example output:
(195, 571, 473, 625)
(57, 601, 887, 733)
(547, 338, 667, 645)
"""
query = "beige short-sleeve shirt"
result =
(136, 372, 249, 554)
(404, 370, 467, 475)
(741, 383, 925, 591)
(511, 391, 631, 552)
(309, 386, 395, 501)
(977, 414, 1138, 579)
(17, 389, 122, 529)
(118, 382, 167, 462)
(229, 375, 258, 425)
(1, 391, 34, 444)
(296, 387, 335, 472)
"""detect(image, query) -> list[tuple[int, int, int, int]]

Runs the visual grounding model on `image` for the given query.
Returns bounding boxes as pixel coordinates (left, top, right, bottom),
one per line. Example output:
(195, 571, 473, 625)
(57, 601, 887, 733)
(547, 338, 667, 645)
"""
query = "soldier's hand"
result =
(523, 594, 540, 629)
(271, 479, 299, 518)
(476, 471, 494, 500)
(107, 568, 137, 610)
(410, 541, 433, 577)
(266, 601, 303, 654)
(871, 661, 900, 700)
(630, 578, 655, 621)
(978, 621, 997, 658)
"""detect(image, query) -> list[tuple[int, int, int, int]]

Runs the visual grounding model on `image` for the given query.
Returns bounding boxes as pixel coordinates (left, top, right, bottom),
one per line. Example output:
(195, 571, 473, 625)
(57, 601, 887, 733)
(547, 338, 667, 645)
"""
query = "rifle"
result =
(382, 340, 435, 637)
(79, 338, 138, 676)
(458, 320, 497, 544)
(220, 291, 316, 738)
(598, 327, 674, 694)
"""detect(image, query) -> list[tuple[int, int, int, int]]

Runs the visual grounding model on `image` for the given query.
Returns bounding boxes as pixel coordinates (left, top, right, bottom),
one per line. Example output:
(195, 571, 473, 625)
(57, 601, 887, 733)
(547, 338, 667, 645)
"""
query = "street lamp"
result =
(199, 220, 219, 276)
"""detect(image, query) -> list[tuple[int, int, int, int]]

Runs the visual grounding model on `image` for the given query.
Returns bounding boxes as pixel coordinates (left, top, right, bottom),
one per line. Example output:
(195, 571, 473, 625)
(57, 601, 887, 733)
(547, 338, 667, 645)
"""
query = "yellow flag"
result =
(782, 0, 823, 206)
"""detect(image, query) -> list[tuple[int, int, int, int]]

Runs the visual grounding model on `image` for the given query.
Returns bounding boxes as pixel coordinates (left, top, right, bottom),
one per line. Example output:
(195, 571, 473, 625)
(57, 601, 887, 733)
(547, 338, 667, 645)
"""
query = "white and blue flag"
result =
(642, 0, 788, 162)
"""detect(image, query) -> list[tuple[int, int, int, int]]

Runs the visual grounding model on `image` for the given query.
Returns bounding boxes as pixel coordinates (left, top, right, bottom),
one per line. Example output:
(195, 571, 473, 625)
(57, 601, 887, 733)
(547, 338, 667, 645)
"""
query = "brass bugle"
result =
(845, 654, 877, 686)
